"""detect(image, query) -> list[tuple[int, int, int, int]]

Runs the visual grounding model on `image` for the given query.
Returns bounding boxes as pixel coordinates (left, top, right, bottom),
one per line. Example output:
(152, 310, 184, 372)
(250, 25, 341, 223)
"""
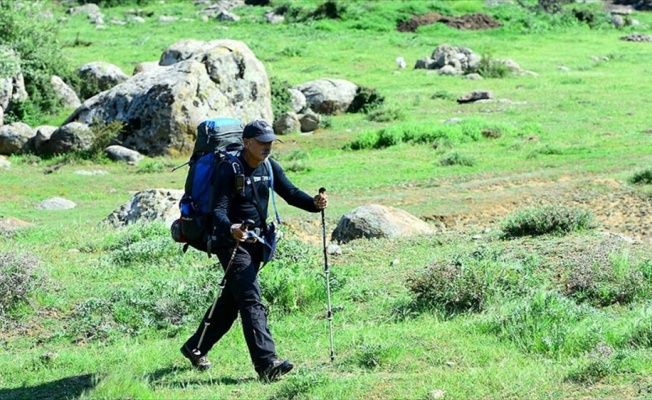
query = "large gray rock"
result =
(415, 44, 481, 75)
(294, 78, 359, 115)
(103, 189, 183, 227)
(65, 40, 273, 157)
(299, 109, 320, 132)
(104, 145, 144, 163)
(29, 125, 57, 155)
(50, 75, 81, 109)
(0, 47, 28, 114)
(332, 204, 435, 244)
(37, 197, 77, 210)
(78, 61, 129, 98)
(44, 122, 93, 156)
(273, 112, 300, 134)
(0, 122, 33, 155)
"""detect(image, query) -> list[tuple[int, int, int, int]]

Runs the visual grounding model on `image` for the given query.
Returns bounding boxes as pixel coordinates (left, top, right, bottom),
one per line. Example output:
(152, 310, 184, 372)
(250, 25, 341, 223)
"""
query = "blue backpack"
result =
(171, 117, 280, 257)
(171, 117, 245, 255)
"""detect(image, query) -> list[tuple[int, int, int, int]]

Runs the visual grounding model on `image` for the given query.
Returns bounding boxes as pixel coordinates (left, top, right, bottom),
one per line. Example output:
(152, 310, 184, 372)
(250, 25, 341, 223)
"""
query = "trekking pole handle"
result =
(319, 187, 326, 195)
(241, 219, 255, 231)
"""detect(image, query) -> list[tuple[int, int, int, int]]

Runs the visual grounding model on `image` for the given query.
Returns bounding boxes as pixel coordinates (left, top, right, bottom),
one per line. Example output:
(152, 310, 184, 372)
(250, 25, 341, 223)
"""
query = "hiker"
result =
(180, 119, 329, 382)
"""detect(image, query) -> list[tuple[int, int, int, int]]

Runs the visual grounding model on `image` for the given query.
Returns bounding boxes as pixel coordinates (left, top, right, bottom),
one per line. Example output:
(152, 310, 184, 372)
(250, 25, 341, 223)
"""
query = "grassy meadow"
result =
(2, 0, 652, 399)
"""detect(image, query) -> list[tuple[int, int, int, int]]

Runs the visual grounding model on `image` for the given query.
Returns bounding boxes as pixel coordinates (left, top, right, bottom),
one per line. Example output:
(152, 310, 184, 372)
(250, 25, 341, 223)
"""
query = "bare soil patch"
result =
(397, 12, 502, 32)
(424, 174, 652, 244)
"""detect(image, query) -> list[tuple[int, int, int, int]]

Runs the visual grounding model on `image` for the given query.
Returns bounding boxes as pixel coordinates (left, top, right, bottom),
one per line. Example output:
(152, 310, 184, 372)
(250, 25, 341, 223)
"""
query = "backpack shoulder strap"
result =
(265, 159, 281, 224)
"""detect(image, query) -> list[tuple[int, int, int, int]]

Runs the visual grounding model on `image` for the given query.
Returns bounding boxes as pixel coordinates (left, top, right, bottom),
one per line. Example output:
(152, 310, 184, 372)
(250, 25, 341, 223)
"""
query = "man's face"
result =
(245, 138, 273, 164)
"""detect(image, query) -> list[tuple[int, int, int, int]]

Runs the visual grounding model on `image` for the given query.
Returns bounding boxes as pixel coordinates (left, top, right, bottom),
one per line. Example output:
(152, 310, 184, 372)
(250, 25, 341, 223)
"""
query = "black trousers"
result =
(184, 241, 277, 371)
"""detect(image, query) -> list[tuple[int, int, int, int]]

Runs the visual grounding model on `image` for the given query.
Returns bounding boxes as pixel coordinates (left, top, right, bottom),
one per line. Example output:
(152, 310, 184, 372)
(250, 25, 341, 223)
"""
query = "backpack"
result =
(171, 117, 245, 256)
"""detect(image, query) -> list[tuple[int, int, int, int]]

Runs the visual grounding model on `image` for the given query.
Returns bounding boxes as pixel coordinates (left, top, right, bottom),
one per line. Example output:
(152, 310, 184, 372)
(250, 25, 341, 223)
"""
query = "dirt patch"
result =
(424, 175, 652, 244)
(397, 12, 502, 32)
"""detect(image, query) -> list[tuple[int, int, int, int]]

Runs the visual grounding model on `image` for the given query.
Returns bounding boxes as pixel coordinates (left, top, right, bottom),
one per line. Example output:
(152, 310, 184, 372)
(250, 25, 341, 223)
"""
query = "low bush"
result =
(565, 342, 624, 384)
(439, 152, 476, 167)
(69, 271, 220, 341)
(269, 77, 294, 121)
(476, 54, 511, 78)
(500, 205, 594, 238)
(564, 248, 651, 307)
(629, 167, 652, 185)
(0, 250, 47, 324)
(347, 86, 385, 114)
(259, 237, 328, 314)
(407, 259, 488, 313)
(478, 290, 592, 355)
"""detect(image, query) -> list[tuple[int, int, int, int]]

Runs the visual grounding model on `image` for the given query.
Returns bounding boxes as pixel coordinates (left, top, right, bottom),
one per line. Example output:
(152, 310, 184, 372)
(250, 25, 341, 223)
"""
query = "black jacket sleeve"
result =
(269, 158, 320, 213)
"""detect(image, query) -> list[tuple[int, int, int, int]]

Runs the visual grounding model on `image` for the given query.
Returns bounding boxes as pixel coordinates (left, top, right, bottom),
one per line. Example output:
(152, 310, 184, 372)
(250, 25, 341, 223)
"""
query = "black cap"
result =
(242, 120, 281, 143)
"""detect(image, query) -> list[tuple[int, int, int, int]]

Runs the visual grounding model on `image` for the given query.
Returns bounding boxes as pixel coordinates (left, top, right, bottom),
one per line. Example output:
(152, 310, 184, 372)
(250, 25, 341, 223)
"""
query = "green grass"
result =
(2, 0, 652, 399)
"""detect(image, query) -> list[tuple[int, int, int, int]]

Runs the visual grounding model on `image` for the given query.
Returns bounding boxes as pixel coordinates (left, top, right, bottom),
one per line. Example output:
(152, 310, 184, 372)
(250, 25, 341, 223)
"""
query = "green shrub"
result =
(431, 90, 455, 101)
(69, 271, 221, 341)
(136, 158, 176, 174)
(345, 119, 512, 150)
(407, 259, 488, 313)
(347, 86, 385, 114)
(259, 238, 327, 314)
(626, 309, 652, 348)
(564, 248, 651, 307)
(102, 224, 182, 268)
(0, 250, 47, 322)
(565, 342, 624, 384)
(276, 150, 313, 173)
(74, 0, 153, 6)
(270, 77, 294, 121)
(366, 106, 405, 122)
(439, 152, 476, 167)
(478, 290, 592, 355)
(629, 168, 652, 185)
(0, 0, 76, 117)
(500, 205, 594, 238)
(354, 343, 390, 369)
(476, 54, 511, 78)
(526, 144, 565, 159)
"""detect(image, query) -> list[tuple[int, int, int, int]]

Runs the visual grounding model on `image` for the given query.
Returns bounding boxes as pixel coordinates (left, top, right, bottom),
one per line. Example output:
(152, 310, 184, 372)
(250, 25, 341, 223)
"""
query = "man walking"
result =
(180, 120, 329, 382)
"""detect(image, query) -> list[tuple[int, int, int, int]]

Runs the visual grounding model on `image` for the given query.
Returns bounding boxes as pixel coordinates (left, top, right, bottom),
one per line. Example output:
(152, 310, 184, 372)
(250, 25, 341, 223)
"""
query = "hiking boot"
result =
(180, 344, 212, 371)
(257, 359, 294, 383)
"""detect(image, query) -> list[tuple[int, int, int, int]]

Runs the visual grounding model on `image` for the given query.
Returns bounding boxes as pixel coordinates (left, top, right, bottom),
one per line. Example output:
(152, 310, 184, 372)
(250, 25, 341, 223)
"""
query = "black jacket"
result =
(211, 154, 319, 247)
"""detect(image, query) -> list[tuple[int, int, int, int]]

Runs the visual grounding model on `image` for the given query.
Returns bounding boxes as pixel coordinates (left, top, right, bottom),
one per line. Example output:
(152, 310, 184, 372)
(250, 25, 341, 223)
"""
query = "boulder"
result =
(50, 75, 81, 109)
(103, 188, 184, 227)
(37, 197, 77, 210)
(132, 61, 161, 75)
(0, 49, 28, 113)
(289, 88, 307, 113)
(332, 204, 435, 244)
(273, 112, 300, 134)
(0, 122, 33, 155)
(30, 125, 57, 155)
(65, 39, 273, 157)
(44, 122, 93, 155)
(299, 109, 320, 132)
(105, 145, 144, 163)
(78, 61, 130, 98)
(294, 78, 359, 115)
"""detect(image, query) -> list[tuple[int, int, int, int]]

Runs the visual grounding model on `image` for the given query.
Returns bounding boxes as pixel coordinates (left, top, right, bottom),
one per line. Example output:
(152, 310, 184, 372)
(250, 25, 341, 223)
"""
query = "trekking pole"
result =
(194, 219, 254, 355)
(319, 187, 335, 362)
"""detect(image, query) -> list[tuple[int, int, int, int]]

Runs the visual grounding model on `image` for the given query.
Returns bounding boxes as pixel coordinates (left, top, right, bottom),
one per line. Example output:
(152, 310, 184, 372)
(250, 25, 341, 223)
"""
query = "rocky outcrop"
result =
(65, 40, 272, 157)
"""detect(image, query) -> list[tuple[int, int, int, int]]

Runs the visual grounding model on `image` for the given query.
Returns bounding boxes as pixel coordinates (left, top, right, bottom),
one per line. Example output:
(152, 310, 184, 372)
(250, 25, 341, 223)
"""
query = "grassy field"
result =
(2, 1, 652, 399)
